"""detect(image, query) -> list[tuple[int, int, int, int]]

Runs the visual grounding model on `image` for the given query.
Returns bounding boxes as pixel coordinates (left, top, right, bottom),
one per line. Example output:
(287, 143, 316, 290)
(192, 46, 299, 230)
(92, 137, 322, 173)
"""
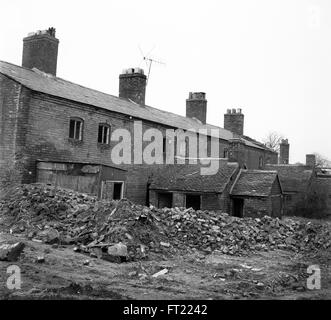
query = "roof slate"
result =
(230, 170, 279, 197)
(265, 164, 313, 193)
(149, 162, 239, 193)
(0, 60, 273, 151)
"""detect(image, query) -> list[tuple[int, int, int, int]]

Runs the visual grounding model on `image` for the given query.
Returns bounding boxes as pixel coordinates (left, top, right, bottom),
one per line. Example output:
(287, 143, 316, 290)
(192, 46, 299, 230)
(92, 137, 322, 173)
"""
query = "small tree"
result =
(313, 152, 331, 168)
(263, 132, 284, 153)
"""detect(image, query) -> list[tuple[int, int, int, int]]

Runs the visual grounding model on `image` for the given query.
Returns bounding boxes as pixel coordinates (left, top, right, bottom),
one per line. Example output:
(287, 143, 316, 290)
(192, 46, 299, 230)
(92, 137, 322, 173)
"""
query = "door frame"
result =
(100, 180, 125, 200)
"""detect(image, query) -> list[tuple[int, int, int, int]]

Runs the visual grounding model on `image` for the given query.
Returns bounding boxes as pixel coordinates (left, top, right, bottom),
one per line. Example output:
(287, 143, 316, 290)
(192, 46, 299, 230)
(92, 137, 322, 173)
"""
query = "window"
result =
(69, 118, 83, 140)
(98, 124, 110, 144)
(259, 156, 264, 169)
(163, 137, 167, 159)
(224, 148, 229, 158)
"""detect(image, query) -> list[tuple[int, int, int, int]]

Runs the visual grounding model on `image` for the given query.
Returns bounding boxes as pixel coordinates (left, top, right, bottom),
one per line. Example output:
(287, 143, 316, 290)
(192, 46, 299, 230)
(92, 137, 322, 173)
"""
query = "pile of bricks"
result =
(0, 184, 330, 261)
(151, 207, 331, 255)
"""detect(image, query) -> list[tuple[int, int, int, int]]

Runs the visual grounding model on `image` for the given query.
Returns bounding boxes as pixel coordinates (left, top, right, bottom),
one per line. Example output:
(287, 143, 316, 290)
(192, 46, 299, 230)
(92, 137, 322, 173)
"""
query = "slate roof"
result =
(230, 170, 279, 197)
(265, 164, 314, 193)
(0, 60, 274, 152)
(149, 162, 239, 193)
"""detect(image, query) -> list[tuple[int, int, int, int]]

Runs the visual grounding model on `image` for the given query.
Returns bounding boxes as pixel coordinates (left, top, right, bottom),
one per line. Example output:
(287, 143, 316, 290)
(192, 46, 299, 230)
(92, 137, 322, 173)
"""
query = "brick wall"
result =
(242, 197, 270, 218)
(1, 83, 278, 205)
(0, 74, 30, 188)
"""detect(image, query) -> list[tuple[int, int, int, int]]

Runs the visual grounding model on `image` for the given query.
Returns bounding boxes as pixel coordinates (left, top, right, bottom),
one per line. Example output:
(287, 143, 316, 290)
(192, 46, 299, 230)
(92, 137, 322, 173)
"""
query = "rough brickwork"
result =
(22, 33, 59, 76)
(224, 109, 244, 136)
(0, 74, 30, 188)
(279, 139, 290, 164)
(119, 70, 146, 105)
(186, 92, 207, 124)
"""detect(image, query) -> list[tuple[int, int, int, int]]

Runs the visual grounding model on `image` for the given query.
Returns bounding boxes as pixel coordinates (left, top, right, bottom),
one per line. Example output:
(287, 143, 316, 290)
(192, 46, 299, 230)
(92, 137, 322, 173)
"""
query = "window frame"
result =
(69, 117, 84, 141)
(98, 123, 111, 145)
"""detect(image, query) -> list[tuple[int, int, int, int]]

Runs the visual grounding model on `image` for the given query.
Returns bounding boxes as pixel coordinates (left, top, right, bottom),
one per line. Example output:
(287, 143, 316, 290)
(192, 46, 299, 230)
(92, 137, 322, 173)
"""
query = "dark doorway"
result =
(233, 198, 244, 217)
(158, 193, 173, 208)
(113, 182, 123, 200)
(186, 194, 201, 210)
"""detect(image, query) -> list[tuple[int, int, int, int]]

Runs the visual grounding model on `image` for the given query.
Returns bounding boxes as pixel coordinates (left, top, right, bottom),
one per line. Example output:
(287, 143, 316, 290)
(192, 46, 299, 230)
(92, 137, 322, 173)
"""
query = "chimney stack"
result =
(224, 108, 244, 136)
(22, 27, 59, 76)
(186, 92, 207, 124)
(119, 68, 147, 105)
(306, 154, 316, 167)
(279, 139, 290, 164)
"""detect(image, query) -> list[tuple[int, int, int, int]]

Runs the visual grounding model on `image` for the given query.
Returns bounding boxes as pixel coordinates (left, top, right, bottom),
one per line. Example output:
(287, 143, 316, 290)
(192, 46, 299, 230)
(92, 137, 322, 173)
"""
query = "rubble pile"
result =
(0, 184, 330, 261)
(151, 207, 331, 255)
(0, 184, 168, 260)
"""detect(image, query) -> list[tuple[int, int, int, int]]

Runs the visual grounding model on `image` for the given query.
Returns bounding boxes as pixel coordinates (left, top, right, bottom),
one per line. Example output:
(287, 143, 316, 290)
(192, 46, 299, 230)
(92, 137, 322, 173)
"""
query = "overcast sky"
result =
(1, 0, 330, 164)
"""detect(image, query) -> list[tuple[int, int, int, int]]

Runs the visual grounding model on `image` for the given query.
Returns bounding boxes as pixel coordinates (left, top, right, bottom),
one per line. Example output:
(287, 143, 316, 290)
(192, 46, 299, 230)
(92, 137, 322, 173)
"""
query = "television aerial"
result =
(138, 45, 166, 85)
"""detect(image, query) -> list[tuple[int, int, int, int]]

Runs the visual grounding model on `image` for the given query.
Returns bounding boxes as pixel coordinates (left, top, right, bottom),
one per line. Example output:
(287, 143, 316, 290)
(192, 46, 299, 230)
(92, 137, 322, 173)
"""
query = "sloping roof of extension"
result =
(0, 60, 273, 152)
(230, 169, 280, 197)
(149, 162, 239, 193)
(265, 164, 314, 193)
(36, 159, 127, 171)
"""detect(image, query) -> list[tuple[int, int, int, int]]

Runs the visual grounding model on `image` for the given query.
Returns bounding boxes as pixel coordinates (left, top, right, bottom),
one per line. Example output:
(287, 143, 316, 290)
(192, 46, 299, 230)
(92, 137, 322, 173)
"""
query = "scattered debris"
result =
(83, 259, 90, 266)
(152, 268, 169, 278)
(160, 242, 170, 248)
(0, 242, 25, 262)
(0, 184, 330, 263)
(36, 256, 45, 263)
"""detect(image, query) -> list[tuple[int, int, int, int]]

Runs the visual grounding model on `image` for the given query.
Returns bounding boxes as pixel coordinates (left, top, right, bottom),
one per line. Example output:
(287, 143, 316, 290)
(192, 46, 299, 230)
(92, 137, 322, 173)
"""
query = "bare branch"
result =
(313, 152, 331, 168)
(262, 132, 284, 153)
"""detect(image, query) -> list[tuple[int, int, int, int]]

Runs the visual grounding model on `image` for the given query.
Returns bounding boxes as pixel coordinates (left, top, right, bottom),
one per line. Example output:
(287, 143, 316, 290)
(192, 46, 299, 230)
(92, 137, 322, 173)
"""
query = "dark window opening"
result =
(163, 137, 167, 161)
(158, 193, 173, 208)
(113, 182, 123, 200)
(98, 124, 110, 144)
(69, 118, 83, 140)
(186, 194, 201, 210)
(233, 198, 244, 217)
(224, 148, 229, 158)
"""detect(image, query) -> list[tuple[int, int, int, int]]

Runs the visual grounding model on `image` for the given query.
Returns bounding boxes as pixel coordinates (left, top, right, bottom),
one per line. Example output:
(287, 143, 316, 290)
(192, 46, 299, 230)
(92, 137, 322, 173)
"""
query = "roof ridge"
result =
(0, 60, 273, 151)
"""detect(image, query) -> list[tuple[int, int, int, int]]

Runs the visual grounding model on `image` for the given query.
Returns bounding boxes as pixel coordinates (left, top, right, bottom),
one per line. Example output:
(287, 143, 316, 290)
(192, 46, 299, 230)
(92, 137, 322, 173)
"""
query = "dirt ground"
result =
(0, 230, 330, 300)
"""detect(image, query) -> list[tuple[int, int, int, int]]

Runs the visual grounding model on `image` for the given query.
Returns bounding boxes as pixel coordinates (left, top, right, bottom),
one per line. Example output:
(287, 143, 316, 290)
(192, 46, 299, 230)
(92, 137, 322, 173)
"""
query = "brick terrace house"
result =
(0, 28, 279, 210)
